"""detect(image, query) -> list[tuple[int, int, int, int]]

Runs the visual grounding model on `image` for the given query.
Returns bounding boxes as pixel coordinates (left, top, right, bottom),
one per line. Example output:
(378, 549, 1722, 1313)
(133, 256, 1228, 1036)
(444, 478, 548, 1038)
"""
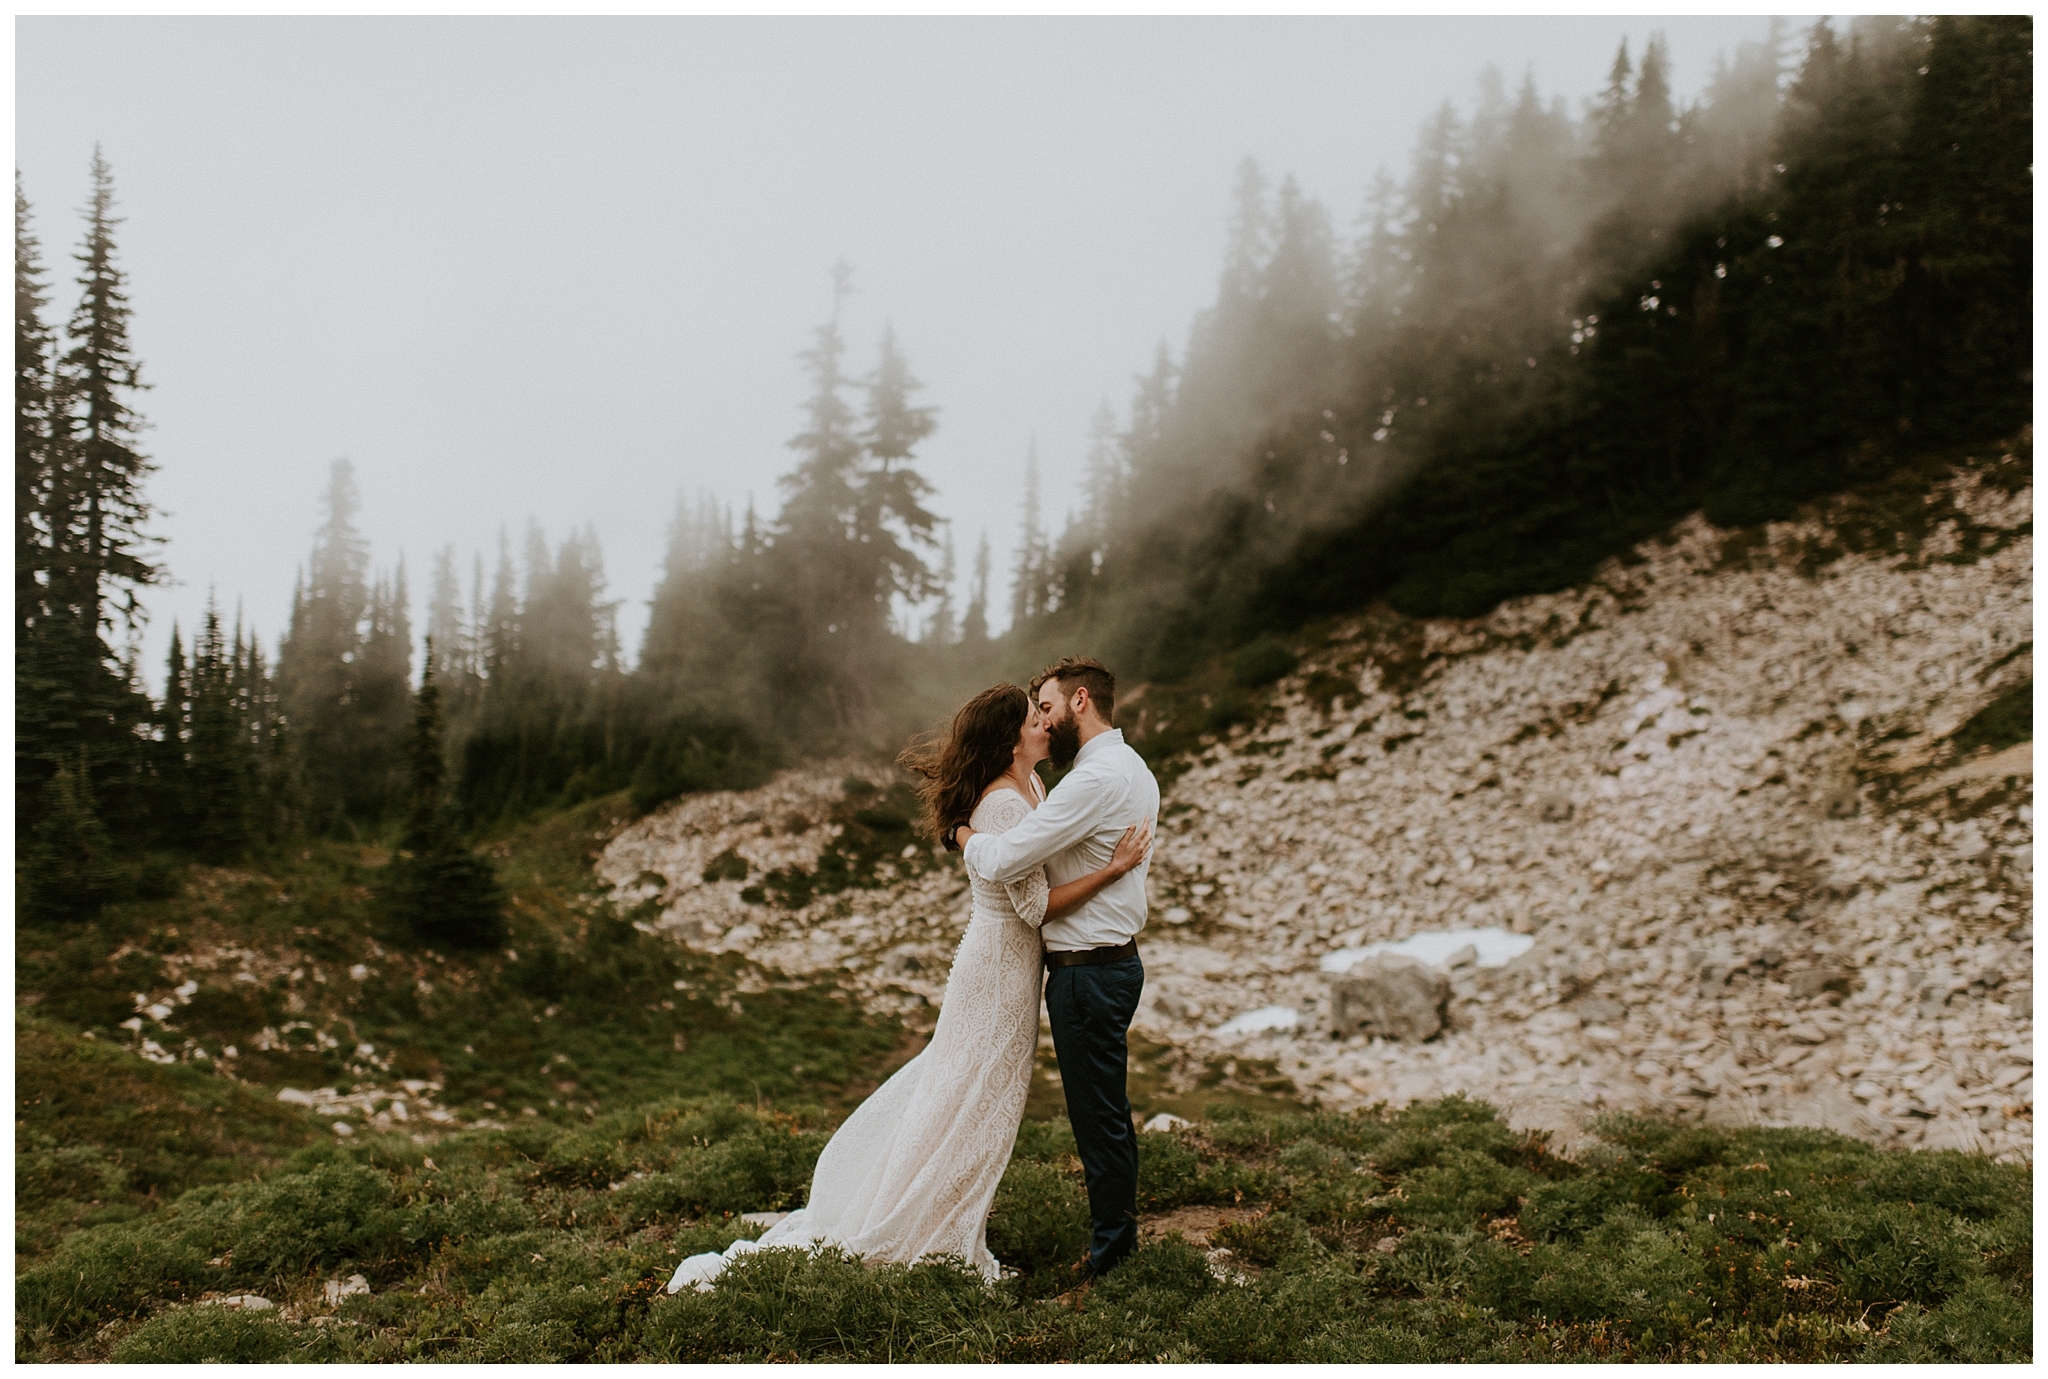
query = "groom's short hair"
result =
(1031, 656, 1115, 724)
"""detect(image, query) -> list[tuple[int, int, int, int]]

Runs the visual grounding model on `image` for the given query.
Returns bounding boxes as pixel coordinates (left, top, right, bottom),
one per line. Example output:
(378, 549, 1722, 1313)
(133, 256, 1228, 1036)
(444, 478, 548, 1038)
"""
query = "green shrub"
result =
(109, 1305, 342, 1363)
(1860, 1275, 2034, 1362)
(17, 1221, 209, 1337)
(1392, 1148, 1538, 1231)
(1522, 1174, 1621, 1243)
(641, 1246, 1000, 1362)
(1817, 1201, 1979, 1306)
(1181, 1266, 1354, 1361)
(1135, 1130, 1204, 1210)
(700, 849, 749, 884)
(1009, 1117, 1077, 1164)
(1209, 1211, 1314, 1269)
(1231, 637, 1298, 689)
(1094, 1233, 1217, 1304)
(986, 1158, 1089, 1284)
(1204, 690, 1254, 732)
(1859, 1147, 2027, 1220)
(1951, 681, 2031, 756)
(629, 718, 773, 815)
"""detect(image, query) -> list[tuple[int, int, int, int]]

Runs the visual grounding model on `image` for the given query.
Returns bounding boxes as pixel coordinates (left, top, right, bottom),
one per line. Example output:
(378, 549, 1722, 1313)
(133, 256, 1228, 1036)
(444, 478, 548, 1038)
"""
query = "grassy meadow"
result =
(14, 792, 2033, 1362)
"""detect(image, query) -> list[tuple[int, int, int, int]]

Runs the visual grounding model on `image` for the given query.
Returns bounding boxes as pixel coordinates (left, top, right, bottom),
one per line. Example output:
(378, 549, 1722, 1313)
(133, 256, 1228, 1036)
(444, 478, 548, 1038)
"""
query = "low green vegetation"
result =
(18, 1089, 2028, 1362)
(1952, 681, 2032, 759)
(15, 769, 2032, 1364)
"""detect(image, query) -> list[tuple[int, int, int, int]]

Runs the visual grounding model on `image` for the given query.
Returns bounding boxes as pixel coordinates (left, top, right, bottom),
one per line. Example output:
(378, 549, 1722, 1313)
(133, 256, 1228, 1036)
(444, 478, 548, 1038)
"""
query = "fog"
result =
(15, 16, 1786, 687)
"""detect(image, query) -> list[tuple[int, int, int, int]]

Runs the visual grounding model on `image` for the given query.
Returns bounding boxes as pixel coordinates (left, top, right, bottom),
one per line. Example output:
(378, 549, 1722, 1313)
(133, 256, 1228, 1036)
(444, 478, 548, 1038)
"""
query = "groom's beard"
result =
(1047, 715, 1082, 769)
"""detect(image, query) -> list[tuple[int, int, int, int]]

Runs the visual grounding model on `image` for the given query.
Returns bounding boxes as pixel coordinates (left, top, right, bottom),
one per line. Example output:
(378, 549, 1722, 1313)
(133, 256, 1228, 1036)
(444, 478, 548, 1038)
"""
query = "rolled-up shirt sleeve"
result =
(963, 766, 1114, 883)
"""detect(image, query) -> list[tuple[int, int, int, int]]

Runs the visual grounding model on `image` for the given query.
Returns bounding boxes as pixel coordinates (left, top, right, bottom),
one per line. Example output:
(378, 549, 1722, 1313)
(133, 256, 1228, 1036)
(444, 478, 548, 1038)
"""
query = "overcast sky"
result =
(17, 16, 1788, 686)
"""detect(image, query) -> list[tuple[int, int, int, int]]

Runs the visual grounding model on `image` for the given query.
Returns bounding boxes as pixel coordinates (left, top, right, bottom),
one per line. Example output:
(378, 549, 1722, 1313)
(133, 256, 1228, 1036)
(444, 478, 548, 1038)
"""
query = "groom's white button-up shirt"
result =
(963, 727, 1160, 952)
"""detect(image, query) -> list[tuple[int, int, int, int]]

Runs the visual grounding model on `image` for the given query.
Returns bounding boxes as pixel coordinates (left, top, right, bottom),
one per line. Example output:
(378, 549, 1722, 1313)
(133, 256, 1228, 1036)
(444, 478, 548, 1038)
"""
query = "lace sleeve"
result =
(969, 791, 1050, 928)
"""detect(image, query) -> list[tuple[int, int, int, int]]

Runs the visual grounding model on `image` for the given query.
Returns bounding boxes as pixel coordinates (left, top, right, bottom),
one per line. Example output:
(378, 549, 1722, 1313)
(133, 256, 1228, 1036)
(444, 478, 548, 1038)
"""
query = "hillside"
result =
(601, 443, 2032, 1161)
(15, 444, 2031, 1362)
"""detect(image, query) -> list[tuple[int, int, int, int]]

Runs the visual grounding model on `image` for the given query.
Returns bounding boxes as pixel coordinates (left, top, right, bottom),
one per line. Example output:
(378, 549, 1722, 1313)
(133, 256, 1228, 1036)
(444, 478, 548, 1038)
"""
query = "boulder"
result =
(1789, 967, 1857, 1000)
(1577, 996, 1627, 1027)
(1324, 955, 1449, 1042)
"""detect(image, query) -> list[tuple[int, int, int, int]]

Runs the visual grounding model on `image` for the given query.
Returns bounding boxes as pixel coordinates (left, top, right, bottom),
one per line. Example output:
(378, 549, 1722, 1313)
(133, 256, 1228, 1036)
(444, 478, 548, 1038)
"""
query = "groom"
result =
(955, 656, 1160, 1279)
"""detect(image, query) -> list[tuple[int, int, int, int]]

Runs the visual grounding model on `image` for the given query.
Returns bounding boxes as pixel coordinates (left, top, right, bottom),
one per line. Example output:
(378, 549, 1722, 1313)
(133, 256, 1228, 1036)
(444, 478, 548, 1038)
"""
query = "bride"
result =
(666, 682, 1153, 1292)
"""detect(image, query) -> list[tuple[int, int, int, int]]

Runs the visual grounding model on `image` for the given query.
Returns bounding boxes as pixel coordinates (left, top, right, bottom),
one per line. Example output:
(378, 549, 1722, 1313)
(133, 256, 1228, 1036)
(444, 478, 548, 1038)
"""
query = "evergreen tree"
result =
(16, 174, 55, 647)
(769, 262, 871, 730)
(237, 623, 291, 843)
(426, 546, 469, 681)
(17, 152, 158, 841)
(152, 621, 190, 838)
(19, 756, 125, 923)
(924, 522, 957, 646)
(960, 531, 990, 645)
(856, 324, 941, 619)
(388, 645, 505, 949)
(57, 147, 156, 632)
(185, 599, 251, 861)
(276, 459, 407, 833)
(1080, 400, 1123, 554)
(1009, 439, 1045, 628)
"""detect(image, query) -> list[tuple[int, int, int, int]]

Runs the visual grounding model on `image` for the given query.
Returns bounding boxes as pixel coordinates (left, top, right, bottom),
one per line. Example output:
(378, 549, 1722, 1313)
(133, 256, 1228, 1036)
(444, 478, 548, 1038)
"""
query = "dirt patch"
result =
(1137, 1204, 1260, 1247)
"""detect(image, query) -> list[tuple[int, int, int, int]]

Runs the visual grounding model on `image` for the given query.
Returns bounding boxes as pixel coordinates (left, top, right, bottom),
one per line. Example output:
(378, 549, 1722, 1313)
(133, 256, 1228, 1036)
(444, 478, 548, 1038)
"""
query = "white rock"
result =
(1321, 927, 1534, 975)
(1214, 1006, 1299, 1036)
(1144, 1113, 1193, 1133)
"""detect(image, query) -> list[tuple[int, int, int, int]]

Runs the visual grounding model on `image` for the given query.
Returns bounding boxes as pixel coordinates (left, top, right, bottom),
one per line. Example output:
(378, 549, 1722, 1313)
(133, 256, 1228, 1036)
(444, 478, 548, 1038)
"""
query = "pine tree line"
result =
(995, 17, 2030, 677)
(16, 150, 165, 913)
(15, 19, 2028, 924)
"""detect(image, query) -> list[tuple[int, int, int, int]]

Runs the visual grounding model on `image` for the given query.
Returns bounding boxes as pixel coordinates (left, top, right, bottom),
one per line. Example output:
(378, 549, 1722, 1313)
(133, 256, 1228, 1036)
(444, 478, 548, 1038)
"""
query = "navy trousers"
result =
(1043, 953, 1144, 1275)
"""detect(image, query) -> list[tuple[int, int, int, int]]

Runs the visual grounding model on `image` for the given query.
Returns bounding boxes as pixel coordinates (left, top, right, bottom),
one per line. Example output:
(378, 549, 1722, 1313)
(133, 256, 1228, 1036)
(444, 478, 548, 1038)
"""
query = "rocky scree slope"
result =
(600, 452, 2032, 1160)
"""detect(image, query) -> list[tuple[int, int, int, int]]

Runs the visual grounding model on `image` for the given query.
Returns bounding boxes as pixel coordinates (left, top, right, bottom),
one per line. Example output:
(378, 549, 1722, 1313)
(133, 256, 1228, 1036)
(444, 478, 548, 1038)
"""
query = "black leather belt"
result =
(1043, 939, 1138, 970)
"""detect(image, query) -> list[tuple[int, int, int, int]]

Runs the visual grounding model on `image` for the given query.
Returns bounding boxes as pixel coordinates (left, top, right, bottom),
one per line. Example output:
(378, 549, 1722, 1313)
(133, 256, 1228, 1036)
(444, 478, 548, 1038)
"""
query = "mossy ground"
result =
(18, 1081, 2029, 1362)
(16, 788, 2033, 1362)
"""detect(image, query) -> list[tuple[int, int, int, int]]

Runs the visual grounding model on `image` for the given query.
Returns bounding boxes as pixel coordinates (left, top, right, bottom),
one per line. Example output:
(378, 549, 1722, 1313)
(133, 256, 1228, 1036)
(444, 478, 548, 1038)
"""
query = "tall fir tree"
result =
(856, 323, 940, 620)
(16, 174, 56, 646)
(153, 621, 190, 837)
(17, 152, 158, 840)
(276, 459, 409, 833)
(185, 598, 251, 861)
(57, 147, 157, 633)
(960, 530, 990, 646)
(388, 645, 506, 949)
(924, 522, 957, 646)
(1009, 439, 1045, 629)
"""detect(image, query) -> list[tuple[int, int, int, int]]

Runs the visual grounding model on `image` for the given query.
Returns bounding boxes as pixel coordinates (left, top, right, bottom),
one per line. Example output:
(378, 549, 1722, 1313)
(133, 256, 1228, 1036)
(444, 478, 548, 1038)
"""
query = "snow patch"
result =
(1319, 926, 1534, 975)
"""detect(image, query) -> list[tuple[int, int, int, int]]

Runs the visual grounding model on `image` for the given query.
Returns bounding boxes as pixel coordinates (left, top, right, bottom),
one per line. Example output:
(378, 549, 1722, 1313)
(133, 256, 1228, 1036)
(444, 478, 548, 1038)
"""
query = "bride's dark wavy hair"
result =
(897, 683, 1029, 849)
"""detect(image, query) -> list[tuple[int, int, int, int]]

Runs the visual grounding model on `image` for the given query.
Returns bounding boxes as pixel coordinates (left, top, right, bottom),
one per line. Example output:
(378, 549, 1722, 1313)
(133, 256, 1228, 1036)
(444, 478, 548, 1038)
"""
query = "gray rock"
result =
(1325, 955, 1449, 1042)
(1535, 795, 1575, 822)
(1789, 968, 1856, 1001)
(882, 951, 923, 977)
(1578, 996, 1627, 1027)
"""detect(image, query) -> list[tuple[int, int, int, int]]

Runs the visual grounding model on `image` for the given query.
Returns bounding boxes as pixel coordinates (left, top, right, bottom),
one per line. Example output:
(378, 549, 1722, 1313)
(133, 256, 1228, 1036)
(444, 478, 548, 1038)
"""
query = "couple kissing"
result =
(669, 656, 1161, 1293)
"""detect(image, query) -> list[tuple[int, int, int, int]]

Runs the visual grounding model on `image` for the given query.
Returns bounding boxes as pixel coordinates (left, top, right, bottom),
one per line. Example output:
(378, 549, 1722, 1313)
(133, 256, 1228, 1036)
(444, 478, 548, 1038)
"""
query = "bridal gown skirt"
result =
(666, 839, 1045, 1293)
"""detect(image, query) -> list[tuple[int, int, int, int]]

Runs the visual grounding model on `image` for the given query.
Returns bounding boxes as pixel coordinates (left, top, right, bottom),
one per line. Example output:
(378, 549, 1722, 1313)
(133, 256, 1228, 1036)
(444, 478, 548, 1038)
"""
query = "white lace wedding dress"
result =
(667, 783, 1048, 1292)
